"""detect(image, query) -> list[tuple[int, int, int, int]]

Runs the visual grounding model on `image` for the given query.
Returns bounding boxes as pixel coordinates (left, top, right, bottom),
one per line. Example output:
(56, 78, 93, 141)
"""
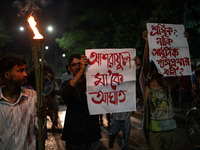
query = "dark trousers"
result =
(66, 140, 103, 150)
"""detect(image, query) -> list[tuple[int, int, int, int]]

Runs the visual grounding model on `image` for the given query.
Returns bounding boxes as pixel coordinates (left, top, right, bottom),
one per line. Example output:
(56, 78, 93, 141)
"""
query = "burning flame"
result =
(27, 15, 44, 39)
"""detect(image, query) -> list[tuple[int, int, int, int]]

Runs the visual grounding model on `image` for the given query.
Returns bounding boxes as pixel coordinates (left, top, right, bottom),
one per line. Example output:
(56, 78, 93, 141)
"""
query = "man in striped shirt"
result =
(0, 54, 42, 150)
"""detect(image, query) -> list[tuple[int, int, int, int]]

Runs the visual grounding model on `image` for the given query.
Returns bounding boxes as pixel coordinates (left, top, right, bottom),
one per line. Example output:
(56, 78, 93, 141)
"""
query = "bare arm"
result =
(144, 85, 149, 102)
(134, 56, 142, 71)
(69, 55, 88, 87)
(142, 30, 149, 77)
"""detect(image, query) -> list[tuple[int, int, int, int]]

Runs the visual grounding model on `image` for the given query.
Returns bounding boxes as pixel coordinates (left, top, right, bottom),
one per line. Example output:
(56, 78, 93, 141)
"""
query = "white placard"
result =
(85, 48, 136, 115)
(147, 23, 192, 76)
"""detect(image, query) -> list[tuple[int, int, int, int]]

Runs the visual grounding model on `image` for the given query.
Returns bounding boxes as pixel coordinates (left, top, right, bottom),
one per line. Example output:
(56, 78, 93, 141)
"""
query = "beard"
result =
(10, 78, 27, 86)
(21, 78, 27, 85)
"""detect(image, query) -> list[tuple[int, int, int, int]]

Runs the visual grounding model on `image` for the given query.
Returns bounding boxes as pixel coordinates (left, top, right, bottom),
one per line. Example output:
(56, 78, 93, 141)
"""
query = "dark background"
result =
(0, 0, 200, 75)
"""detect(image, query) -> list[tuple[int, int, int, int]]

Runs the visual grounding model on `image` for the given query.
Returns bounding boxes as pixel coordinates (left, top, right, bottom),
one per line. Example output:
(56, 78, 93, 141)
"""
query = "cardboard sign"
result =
(147, 23, 192, 76)
(85, 49, 136, 115)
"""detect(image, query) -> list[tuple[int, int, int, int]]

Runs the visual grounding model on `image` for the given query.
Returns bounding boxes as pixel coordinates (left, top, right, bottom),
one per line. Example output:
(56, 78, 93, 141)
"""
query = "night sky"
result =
(0, 0, 70, 72)
(0, 0, 116, 71)
(1, 0, 200, 74)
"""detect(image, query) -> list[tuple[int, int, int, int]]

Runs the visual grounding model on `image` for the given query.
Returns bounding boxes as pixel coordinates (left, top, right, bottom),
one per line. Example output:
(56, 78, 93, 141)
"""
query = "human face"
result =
(5, 64, 28, 86)
(149, 62, 160, 79)
(69, 58, 81, 76)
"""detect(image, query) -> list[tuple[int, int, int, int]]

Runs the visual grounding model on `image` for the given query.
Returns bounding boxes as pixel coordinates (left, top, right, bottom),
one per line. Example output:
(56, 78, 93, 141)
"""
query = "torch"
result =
(27, 15, 45, 150)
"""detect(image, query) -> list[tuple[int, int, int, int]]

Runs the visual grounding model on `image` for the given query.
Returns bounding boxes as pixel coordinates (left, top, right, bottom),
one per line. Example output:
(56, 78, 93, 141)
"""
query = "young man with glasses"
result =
(61, 54, 102, 150)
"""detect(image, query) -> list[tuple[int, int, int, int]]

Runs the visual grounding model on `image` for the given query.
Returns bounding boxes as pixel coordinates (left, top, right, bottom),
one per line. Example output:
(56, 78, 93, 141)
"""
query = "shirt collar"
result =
(0, 86, 28, 104)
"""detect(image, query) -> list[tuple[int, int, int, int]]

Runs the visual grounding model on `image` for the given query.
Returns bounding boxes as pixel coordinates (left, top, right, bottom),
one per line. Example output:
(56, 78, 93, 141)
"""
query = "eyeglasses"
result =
(70, 62, 80, 68)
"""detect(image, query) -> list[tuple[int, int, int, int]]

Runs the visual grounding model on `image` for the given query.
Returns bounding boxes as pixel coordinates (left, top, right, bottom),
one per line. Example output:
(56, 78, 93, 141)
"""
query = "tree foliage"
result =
(56, 0, 200, 60)
(0, 28, 12, 49)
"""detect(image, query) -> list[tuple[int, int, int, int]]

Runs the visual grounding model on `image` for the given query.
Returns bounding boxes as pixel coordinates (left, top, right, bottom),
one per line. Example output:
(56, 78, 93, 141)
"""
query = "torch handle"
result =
(32, 39, 45, 150)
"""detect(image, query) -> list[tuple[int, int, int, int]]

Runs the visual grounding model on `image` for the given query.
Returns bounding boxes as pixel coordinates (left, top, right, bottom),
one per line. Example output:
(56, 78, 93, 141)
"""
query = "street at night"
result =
(45, 105, 200, 150)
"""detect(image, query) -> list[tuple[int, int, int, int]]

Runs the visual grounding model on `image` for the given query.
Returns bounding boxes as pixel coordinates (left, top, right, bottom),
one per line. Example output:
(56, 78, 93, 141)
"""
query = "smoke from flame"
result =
(27, 15, 44, 39)
(13, 0, 51, 17)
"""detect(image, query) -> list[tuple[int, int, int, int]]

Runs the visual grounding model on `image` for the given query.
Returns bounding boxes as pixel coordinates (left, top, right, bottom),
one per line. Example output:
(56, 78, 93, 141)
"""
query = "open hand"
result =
(134, 57, 142, 71)
(80, 55, 88, 72)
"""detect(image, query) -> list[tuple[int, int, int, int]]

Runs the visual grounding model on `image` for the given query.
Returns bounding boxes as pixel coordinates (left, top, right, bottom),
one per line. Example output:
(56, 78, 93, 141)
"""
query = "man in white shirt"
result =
(0, 54, 45, 150)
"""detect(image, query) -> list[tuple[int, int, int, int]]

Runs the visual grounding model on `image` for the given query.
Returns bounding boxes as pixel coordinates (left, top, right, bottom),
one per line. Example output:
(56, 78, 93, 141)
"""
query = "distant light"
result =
(19, 26, 24, 31)
(47, 26, 53, 32)
(45, 46, 49, 50)
(62, 54, 66, 57)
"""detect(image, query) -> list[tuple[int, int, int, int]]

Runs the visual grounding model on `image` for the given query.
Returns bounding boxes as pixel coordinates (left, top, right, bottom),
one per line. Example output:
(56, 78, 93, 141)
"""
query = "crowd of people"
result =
(0, 29, 199, 150)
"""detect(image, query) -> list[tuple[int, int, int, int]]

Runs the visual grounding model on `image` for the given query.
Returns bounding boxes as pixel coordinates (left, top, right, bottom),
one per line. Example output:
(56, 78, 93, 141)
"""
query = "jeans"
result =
(109, 117, 131, 150)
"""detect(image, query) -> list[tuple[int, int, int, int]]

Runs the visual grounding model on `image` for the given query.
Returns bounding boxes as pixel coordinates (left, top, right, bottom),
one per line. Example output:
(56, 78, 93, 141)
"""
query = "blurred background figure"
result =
(179, 76, 192, 110)
(43, 65, 59, 130)
(27, 65, 59, 130)
(61, 64, 73, 84)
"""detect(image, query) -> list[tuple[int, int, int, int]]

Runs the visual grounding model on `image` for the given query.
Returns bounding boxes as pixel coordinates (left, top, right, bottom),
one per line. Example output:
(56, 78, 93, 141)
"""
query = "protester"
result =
(43, 65, 59, 130)
(0, 54, 46, 149)
(61, 64, 73, 84)
(108, 112, 131, 150)
(61, 54, 102, 150)
(108, 57, 141, 150)
(179, 75, 192, 110)
(28, 65, 59, 130)
(191, 69, 200, 104)
(99, 113, 111, 128)
(140, 30, 177, 150)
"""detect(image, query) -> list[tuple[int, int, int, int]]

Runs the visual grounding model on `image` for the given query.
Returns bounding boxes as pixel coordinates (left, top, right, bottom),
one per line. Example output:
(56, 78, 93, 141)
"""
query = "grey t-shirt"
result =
(112, 112, 130, 120)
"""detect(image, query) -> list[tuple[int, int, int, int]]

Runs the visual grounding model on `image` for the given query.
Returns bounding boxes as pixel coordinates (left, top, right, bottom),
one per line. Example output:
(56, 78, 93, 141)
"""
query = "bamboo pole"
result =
(31, 39, 45, 150)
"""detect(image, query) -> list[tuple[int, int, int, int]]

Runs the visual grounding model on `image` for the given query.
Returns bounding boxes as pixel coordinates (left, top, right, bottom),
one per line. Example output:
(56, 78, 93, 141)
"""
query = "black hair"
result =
(68, 54, 81, 65)
(149, 61, 157, 72)
(43, 65, 54, 76)
(0, 54, 26, 79)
